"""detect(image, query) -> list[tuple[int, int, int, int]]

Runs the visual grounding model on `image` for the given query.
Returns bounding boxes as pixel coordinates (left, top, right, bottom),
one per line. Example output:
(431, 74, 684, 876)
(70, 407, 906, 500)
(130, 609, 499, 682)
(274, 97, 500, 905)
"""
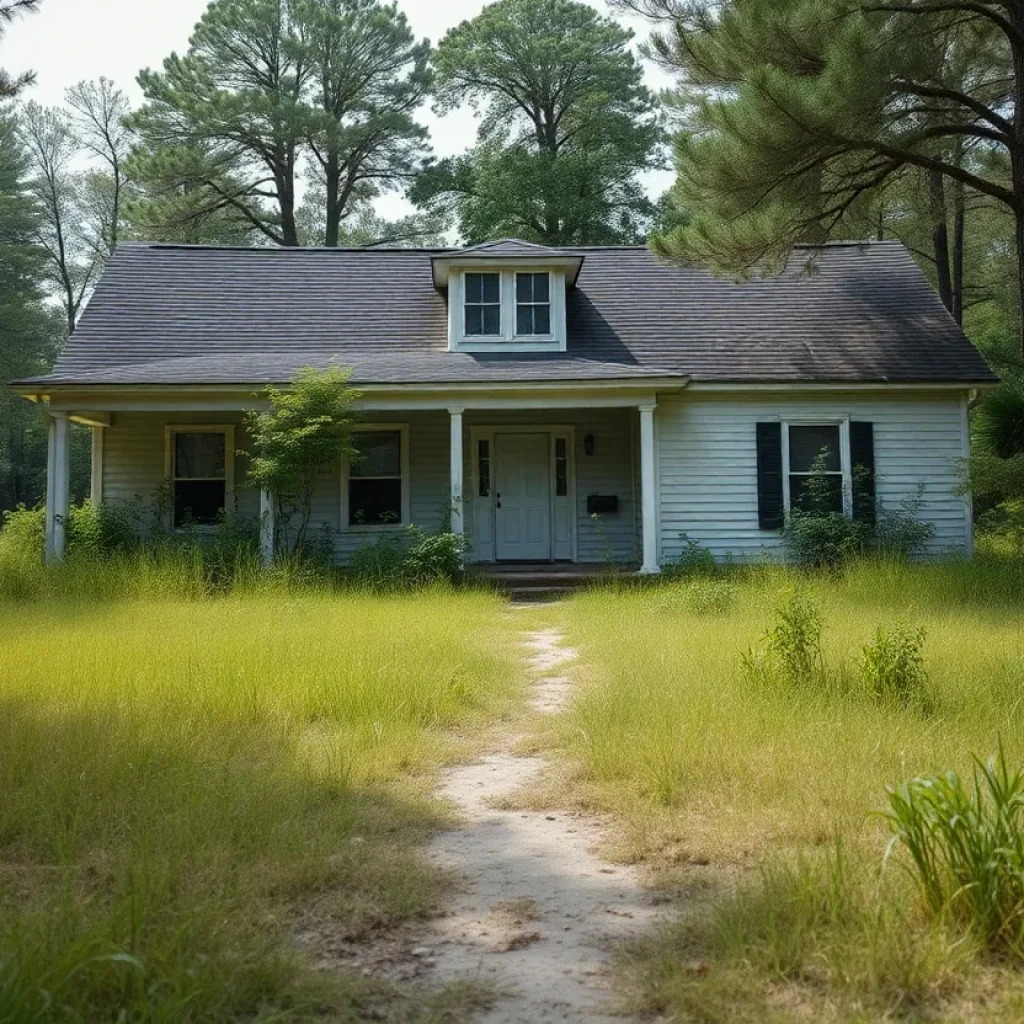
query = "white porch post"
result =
(260, 488, 275, 566)
(638, 402, 659, 574)
(90, 425, 105, 504)
(449, 407, 465, 537)
(45, 412, 70, 563)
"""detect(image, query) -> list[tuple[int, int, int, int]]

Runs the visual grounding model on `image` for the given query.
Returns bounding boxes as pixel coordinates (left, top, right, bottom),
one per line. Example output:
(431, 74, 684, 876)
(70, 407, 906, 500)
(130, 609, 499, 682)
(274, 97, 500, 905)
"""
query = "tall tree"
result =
(133, 0, 431, 247)
(293, 0, 430, 247)
(412, 0, 663, 245)
(0, 0, 41, 98)
(616, 0, 1024, 356)
(19, 102, 100, 335)
(66, 78, 134, 256)
(0, 109, 62, 509)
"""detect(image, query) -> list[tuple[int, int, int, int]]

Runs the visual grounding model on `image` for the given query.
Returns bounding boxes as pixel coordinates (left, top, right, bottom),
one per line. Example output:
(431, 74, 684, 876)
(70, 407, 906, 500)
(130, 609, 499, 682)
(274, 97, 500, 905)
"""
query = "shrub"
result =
(883, 746, 1024, 957)
(742, 589, 823, 688)
(662, 534, 718, 577)
(874, 486, 935, 559)
(860, 622, 927, 706)
(348, 527, 465, 589)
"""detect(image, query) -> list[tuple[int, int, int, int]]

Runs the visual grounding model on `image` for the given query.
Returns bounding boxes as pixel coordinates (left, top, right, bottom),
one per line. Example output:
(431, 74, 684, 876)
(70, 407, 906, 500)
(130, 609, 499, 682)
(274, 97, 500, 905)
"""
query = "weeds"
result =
(742, 588, 824, 688)
(861, 621, 928, 707)
(884, 745, 1024, 957)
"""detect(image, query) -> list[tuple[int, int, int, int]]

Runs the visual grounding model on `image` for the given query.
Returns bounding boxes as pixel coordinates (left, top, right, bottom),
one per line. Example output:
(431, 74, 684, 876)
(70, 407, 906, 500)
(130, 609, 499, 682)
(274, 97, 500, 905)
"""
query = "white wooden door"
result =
(495, 433, 552, 561)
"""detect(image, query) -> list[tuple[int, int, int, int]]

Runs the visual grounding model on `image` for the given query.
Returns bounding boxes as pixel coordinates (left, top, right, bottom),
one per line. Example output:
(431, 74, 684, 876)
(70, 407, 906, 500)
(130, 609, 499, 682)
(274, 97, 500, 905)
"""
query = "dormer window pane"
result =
(464, 272, 501, 336)
(516, 272, 551, 335)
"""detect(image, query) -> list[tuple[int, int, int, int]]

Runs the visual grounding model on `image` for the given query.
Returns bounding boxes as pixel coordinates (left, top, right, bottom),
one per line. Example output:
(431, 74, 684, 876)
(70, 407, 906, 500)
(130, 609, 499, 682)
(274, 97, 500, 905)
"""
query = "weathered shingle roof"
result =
(16, 240, 996, 388)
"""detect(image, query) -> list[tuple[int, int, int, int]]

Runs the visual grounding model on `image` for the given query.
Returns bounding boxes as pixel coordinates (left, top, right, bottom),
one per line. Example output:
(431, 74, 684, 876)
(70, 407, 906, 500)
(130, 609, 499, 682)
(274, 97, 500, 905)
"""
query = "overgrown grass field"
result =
(554, 557, 1024, 1022)
(0, 574, 520, 1022)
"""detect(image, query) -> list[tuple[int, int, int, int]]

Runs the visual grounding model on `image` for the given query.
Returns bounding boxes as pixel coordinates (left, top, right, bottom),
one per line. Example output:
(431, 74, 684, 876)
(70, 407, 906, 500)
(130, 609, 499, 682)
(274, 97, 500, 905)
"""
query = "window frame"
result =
(463, 271, 503, 337)
(164, 424, 235, 530)
(514, 271, 552, 338)
(781, 418, 852, 518)
(341, 424, 411, 532)
(452, 268, 564, 352)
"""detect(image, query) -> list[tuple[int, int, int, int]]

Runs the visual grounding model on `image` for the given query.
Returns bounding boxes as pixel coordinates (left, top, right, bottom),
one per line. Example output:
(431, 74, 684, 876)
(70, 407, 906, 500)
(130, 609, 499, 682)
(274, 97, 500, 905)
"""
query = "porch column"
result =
(449, 407, 465, 537)
(638, 402, 659, 574)
(260, 488, 275, 566)
(90, 425, 105, 504)
(45, 412, 70, 563)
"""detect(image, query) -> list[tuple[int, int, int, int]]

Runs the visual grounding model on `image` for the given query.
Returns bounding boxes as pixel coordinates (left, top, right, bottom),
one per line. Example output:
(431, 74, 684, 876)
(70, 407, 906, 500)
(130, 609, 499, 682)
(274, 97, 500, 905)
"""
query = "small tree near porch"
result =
(245, 367, 361, 557)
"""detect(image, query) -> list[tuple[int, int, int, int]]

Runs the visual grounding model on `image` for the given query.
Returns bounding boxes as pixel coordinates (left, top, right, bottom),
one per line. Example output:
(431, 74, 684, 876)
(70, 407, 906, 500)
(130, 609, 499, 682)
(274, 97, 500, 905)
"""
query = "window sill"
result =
(344, 522, 406, 533)
(452, 338, 564, 354)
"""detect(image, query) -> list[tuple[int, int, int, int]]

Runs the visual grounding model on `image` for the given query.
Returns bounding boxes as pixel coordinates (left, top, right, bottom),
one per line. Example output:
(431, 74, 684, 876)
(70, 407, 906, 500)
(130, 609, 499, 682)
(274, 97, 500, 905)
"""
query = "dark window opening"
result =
(349, 430, 403, 525)
(515, 272, 551, 336)
(478, 439, 490, 498)
(172, 431, 227, 527)
(555, 437, 568, 497)
(465, 272, 501, 336)
(787, 424, 843, 515)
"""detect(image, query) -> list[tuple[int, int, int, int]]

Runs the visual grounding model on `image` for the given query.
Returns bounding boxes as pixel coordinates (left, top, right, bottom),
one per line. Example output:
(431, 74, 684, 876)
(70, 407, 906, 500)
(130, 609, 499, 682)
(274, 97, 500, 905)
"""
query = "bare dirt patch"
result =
(410, 624, 664, 1023)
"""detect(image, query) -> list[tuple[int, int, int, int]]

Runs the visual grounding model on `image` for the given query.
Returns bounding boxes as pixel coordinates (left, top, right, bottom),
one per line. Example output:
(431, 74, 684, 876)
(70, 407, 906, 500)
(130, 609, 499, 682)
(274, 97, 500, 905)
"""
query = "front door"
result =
(495, 433, 552, 561)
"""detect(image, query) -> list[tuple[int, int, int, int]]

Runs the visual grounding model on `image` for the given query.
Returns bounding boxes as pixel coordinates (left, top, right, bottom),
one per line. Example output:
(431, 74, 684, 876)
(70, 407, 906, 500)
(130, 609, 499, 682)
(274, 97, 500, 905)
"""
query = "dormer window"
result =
(465, 272, 501, 336)
(516, 273, 551, 336)
(431, 239, 583, 353)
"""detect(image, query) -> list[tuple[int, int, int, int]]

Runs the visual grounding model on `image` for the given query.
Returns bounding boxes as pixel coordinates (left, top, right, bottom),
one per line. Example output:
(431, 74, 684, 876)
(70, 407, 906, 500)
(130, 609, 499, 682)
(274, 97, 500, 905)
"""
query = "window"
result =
(554, 437, 568, 497)
(168, 427, 232, 528)
(786, 423, 845, 514)
(348, 429, 406, 526)
(478, 439, 491, 498)
(516, 273, 551, 335)
(464, 272, 501, 336)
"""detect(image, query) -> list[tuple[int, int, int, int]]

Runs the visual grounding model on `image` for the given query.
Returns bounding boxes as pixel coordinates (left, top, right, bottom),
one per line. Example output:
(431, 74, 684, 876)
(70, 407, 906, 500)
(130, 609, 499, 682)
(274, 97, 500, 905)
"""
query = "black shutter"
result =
(756, 422, 784, 530)
(850, 421, 876, 524)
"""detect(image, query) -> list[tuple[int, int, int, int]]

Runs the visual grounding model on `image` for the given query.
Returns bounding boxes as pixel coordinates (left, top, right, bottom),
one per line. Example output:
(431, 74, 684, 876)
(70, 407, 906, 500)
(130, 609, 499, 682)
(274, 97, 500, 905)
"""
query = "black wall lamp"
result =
(584, 433, 595, 457)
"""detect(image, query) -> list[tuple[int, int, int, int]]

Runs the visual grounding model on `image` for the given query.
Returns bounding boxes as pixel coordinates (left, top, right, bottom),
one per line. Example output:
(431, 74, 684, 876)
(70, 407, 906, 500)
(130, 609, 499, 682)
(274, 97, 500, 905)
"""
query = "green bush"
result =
(860, 622, 928, 707)
(883, 746, 1024, 957)
(348, 527, 465, 589)
(742, 589, 823, 688)
(662, 534, 718, 577)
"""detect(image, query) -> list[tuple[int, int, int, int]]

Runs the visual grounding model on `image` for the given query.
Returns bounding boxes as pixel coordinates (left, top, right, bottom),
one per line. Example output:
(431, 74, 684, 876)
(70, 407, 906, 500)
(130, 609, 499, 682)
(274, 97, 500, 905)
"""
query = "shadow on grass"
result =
(0, 696, 457, 1023)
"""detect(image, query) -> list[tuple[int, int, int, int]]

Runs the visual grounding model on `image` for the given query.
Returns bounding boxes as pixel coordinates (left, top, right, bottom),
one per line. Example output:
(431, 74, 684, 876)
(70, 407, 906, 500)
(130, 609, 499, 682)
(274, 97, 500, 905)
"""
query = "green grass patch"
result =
(0, 587, 519, 1022)
(556, 555, 1024, 1021)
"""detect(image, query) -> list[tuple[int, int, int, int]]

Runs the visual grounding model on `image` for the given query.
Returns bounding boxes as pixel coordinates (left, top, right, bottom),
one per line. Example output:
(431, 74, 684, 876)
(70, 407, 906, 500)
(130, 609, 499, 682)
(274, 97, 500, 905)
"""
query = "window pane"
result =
(478, 439, 490, 498)
(790, 474, 843, 514)
(465, 304, 483, 336)
(555, 437, 568, 497)
(533, 305, 551, 335)
(481, 273, 499, 303)
(175, 432, 225, 479)
(789, 425, 841, 474)
(349, 479, 402, 525)
(516, 305, 533, 336)
(351, 431, 401, 478)
(532, 273, 549, 303)
(174, 480, 226, 526)
(465, 273, 482, 303)
(482, 304, 501, 335)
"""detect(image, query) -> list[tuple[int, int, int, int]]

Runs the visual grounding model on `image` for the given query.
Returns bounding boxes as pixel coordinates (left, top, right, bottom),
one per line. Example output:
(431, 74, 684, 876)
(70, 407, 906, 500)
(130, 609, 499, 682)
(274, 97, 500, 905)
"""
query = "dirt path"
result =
(417, 624, 663, 1023)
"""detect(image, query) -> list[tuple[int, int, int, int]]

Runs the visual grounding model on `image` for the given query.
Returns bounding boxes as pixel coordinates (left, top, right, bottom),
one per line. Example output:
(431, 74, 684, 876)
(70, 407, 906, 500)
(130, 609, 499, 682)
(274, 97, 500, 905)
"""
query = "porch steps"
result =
(468, 564, 635, 602)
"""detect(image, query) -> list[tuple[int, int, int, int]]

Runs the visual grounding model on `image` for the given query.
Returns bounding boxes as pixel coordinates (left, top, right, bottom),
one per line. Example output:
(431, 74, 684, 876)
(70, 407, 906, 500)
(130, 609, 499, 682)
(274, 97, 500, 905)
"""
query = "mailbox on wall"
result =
(587, 495, 619, 516)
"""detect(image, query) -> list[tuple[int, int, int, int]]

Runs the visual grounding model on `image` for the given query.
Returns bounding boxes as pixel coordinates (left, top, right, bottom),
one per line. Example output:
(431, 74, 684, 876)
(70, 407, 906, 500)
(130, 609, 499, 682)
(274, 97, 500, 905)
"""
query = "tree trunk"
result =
(952, 178, 965, 325)
(929, 167, 954, 315)
(324, 155, 341, 248)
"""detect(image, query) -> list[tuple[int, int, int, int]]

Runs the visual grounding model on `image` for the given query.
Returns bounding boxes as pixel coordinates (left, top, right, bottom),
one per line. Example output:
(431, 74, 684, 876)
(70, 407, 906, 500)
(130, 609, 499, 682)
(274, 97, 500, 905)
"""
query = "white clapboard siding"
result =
(103, 412, 260, 520)
(656, 391, 971, 561)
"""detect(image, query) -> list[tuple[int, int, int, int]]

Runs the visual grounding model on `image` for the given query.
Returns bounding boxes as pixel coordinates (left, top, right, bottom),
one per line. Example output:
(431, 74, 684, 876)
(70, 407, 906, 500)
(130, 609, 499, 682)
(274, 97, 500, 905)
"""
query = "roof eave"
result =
(430, 253, 585, 288)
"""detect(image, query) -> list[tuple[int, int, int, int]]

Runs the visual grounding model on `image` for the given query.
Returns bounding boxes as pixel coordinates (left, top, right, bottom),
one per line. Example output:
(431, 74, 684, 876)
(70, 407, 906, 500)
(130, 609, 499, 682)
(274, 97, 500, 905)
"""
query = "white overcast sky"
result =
(6, 0, 675, 222)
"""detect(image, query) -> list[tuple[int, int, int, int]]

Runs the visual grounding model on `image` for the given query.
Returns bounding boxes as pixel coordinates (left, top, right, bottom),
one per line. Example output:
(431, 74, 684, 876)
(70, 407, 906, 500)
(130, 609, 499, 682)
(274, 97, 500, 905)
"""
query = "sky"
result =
(6, 0, 676, 222)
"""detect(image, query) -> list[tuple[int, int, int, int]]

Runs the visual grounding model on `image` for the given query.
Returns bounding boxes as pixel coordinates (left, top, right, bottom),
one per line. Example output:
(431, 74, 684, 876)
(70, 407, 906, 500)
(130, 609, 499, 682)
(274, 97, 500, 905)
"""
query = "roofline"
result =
(12, 377, 994, 400)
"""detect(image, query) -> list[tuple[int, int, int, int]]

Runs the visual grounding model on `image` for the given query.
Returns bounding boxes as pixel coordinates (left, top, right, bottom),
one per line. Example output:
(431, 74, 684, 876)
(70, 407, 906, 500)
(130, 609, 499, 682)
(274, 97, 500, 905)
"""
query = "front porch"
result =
(39, 386, 666, 573)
